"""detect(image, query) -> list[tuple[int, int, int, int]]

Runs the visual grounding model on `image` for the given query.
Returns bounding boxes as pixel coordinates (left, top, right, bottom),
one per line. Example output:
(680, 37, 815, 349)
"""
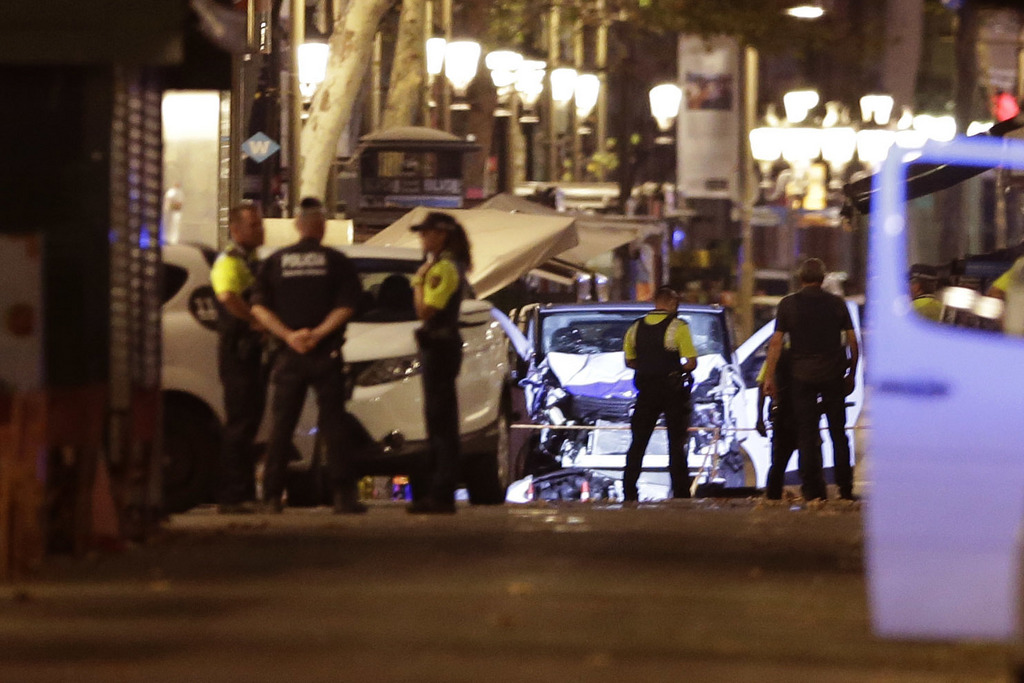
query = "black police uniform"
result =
(774, 286, 854, 500)
(413, 253, 467, 510)
(252, 238, 362, 505)
(213, 245, 266, 506)
(763, 348, 798, 500)
(624, 315, 693, 501)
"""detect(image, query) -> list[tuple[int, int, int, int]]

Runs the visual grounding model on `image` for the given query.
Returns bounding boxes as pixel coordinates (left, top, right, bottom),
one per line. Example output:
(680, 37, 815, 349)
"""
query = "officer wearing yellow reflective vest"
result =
(909, 263, 942, 321)
(622, 286, 698, 502)
(408, 212, 473, 514)
(210, 202, 266, 513)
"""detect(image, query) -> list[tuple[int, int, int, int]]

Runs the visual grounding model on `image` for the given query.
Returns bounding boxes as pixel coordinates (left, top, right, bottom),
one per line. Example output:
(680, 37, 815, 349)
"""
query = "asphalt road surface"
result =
(0, 499, 1013, 682)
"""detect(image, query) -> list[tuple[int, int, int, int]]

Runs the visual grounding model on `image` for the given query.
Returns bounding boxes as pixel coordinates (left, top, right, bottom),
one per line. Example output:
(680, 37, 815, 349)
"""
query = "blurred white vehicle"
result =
(866, 135, 1024, 642)
(161, 242, 513, 511)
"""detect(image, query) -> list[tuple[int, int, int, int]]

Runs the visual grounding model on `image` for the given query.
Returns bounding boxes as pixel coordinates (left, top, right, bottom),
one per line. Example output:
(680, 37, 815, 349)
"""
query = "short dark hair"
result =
(797, 258, 826, 285)
(654, 286, 678, 304)
(299, 197, 324, 212)
(228, 201, 259, 225)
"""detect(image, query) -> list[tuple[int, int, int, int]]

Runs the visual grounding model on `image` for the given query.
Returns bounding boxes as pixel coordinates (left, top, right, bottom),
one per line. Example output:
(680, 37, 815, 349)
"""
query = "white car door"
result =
(867, 135, 1024, 640)
(455, 301, 508, 433)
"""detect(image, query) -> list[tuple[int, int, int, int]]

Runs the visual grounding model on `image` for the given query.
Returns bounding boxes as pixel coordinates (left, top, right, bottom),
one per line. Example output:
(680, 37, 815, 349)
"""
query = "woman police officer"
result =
(407, 212, 473, 514)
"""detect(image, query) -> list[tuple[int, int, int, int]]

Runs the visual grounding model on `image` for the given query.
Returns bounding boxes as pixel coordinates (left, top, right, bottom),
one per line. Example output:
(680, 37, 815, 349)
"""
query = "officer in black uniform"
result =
(622, 286, 698, 502)
(210, 202, 266, 513)
(251, 197, 365, 513)
(756, 347, 799, 500)
(407, 212, 472, 514)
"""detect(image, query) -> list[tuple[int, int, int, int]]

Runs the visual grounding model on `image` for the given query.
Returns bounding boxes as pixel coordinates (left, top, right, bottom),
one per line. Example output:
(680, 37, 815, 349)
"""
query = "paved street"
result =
(0, 499, 1013, 682)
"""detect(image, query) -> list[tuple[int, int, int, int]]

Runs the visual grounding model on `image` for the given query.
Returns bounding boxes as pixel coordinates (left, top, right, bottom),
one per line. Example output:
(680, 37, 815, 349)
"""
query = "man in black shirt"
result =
(763, 258, 858, 501)
(251, 197, 366, 513)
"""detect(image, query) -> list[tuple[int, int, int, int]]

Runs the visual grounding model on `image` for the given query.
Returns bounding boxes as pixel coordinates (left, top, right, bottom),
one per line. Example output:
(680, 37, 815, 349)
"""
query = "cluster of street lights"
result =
(424, 37, 604, 126)
(747, 90, 973, 209)
(292, 32, 687, 184)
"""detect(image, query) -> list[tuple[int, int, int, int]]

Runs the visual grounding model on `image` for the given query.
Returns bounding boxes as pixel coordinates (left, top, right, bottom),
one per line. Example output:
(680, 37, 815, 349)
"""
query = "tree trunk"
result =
(881, 0, 924, 112)
(300, 0, 394, 200)
(937, 1, 982, 263)
(381, 0, 426, 130)
(458, 0, 496, 197)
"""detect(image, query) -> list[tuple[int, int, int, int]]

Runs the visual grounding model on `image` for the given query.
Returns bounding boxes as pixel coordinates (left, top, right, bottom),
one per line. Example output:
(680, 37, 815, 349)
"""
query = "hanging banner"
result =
(676, 35, 741, 203)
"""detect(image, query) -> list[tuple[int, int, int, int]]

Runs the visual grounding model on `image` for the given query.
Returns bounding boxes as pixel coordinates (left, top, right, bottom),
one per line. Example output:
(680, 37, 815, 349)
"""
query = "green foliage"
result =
(483, 0, 832, 56)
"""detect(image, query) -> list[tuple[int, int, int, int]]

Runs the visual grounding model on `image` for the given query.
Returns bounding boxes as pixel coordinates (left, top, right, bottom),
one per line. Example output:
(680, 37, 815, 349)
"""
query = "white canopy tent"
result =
(477, 193, 664, 267)
(366, 207, 578, 298)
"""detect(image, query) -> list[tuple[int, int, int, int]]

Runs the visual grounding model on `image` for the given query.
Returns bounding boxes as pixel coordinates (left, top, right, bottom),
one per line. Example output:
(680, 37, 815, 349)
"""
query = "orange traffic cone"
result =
(580, 479, 591, 502)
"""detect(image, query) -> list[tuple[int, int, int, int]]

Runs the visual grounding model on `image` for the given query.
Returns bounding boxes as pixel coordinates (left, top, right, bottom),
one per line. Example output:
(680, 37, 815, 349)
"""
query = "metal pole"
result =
(442, 0, 452, 132)
(422, 0, 434, 127)
(595, 0, 608, 181)
(371, 32, 383, 132)
(737, 45, 758, 343)
(547, 0, 561, 181)
(289, 0, 304, 213)
(229, 53, 247, 214)
(572, 15, 584, 181)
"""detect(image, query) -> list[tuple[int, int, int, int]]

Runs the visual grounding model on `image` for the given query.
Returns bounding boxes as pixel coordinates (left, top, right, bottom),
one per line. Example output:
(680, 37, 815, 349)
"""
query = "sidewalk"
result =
(0, 500, 1013, 682)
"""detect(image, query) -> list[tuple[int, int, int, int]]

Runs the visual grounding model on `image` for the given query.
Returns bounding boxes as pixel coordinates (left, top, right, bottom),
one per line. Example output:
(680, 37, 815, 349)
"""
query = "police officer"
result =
(407, 212, 472, 515)
(755, 347, 799, 500)
(211, 202, 266, 514)
(764, 258, 858, 501)
(250, 197, 365, 514)
(622, 286, 698, 502)
(909, 263, 942, 321)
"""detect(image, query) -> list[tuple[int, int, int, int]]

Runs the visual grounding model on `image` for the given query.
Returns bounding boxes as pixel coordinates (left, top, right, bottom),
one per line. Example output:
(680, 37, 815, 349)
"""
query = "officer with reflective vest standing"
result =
(251, 197, 365, 514)
(408, 212, 472, 514)
(622, 286, 698, 502)
(211, 202, 266, 513)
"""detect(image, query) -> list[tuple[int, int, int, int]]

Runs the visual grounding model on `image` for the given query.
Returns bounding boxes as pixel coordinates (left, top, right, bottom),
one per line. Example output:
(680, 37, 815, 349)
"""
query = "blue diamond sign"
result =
(242, 132, 280, 163)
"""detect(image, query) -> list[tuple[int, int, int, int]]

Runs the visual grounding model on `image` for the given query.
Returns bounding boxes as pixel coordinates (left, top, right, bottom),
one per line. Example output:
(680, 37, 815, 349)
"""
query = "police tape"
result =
(510, 424, 866, 432)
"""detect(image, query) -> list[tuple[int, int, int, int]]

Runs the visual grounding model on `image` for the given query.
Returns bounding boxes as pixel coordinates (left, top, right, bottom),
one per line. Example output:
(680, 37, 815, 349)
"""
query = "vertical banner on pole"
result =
(676, 35, 741, 203)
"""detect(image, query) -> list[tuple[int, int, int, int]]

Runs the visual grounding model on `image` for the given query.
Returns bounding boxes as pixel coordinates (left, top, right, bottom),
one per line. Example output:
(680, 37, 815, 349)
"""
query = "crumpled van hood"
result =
(545, 351, 724, 399)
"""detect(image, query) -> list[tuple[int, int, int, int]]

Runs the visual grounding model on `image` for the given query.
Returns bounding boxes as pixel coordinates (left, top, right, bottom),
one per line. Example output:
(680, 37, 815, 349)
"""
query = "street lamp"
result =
(514, 60, 546, 123)
(860, 94, 895, 126)
(550, 67, 578, 106)
(782, 89, 819, 124)
(443, 39, 481, 105)
(426, 38, 447, 80)
(785, 3, 825, 19)
(297, 41, 329, 101)
(820, 126, 857, 189)
(649, 83, 682, 144)
(486, 50, 523, 89)
(486, 50, 523, 117)
(574, 73, 600, 122)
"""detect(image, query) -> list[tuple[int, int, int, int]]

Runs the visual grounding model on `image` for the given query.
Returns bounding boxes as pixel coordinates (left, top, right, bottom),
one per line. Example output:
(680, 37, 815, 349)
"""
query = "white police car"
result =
(160, 242, 514, 511)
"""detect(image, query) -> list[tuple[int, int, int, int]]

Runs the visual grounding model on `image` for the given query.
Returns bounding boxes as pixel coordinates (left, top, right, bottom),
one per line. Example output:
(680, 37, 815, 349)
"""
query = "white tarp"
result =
(478, 193, 659, 266)
(366, 207, 578, 298)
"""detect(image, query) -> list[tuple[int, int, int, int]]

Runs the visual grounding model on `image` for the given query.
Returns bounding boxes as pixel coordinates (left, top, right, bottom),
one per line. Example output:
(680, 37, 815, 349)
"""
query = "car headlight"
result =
(353, 354, 422, 387)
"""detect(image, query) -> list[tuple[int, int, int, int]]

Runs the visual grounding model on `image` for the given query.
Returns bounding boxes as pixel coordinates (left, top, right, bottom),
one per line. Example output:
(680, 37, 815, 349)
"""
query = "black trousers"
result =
(764, 397, 798, 500)
(415, 338, 462, 504)
(624, 374, 692, 500)
(263, 348, 355, 502)
(791, 376, 852, 500)
(218, 343, 266, 505)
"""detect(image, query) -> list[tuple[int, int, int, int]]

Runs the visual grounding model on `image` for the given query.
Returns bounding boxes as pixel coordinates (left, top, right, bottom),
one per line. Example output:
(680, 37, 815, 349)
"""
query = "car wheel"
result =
(718, 444, 757, 489)
(464, 405, 511, 505)
(163, 395, 220, 513)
